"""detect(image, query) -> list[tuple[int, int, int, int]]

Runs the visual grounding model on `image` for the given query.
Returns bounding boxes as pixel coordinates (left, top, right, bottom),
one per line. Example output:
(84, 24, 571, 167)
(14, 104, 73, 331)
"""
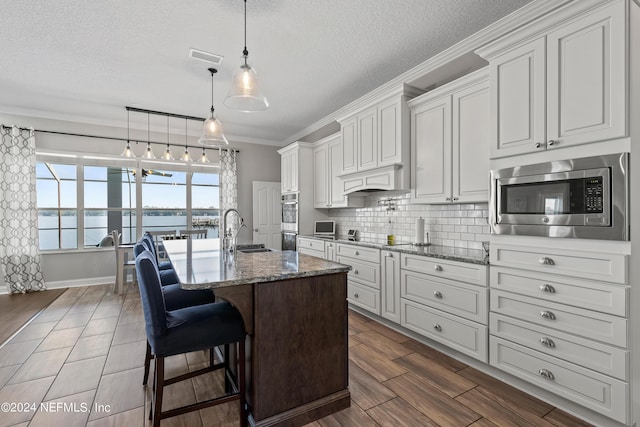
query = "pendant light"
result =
(199, 147, 210, 163)
(141, 112, 156, 159)
(224, 0, 269, 112)
(180, 118, 192, 162)
(161, 116, 175, 160)
(198, 68, 229, 146)
(121, 110, 135, 157)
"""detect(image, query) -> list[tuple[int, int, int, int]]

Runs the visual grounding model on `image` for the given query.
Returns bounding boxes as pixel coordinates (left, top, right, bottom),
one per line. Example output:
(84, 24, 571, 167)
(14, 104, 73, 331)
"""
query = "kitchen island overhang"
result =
(163, 239, 351, 427)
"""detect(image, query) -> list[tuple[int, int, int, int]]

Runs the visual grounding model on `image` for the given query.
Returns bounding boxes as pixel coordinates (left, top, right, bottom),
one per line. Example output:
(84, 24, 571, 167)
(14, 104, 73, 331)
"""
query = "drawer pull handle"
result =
(539, 284, 556, 293)
(355, 251, 359, 256)
(434, 265, 443, 272)
(540, 337, 556, 348)
(434, 291, 443, 299)
(548, 140, 556, 146)
(534, 142, 542, 148)
(309, 243, 312, 247)
(386, 253, 393, 258)
(354, 293, 359, 299)
(538, 369, 555, 380)
(539, 257, 555, 265)
(433, 323, 442, 332)
(540, 310, 556, 320)
(353, 269, 359, 275)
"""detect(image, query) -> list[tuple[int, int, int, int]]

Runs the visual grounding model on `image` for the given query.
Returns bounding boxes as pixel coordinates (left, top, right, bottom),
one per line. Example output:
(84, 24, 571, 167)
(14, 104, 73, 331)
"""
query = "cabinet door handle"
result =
(434, 265, 443, 272)
(540, 337, 556, 348)
(354, 293, 359, 299)
(309, 243, 312, 247)
(433, 323, 442, 332)
(540, 310, 556, 320)
(355, 251, 359, 256)
(539, 257, 555, 265)
(354, 269, 359, 275)
(534, 142, 542, 148)
(434, 291, 443, 299)
(538, 369, 555, 380)
(539, 284, 556, 293)
(548, 140, 556, 146)
(452, 197, 458, 201)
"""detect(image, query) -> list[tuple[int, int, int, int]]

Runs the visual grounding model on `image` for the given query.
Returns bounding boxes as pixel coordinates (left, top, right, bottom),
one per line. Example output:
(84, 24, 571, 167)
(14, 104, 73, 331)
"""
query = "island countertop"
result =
(162, 238, 351, 290)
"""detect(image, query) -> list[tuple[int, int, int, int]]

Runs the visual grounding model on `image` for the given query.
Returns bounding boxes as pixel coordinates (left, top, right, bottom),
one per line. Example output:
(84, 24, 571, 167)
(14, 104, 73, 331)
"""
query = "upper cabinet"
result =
(278, 142, 313, 194)
(314, 133, 364, 209)
(409, 69, 490, 204)
(478, 0, 626, 158)
(337, 85, 423, 175)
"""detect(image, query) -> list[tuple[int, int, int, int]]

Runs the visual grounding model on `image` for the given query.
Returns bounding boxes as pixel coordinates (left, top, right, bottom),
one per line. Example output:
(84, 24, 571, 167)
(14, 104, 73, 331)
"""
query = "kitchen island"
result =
(162, 239, 351, 427)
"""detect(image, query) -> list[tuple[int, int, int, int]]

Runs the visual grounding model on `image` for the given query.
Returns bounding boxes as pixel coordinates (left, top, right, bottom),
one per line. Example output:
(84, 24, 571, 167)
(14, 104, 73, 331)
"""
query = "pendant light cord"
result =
(243, 0, 248, 61)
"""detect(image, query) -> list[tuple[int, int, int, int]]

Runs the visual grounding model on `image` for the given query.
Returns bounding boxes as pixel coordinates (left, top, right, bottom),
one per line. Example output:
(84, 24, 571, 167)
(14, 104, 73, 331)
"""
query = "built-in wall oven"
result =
(490, 153, 629, 241)
(281, 193, 298, 250)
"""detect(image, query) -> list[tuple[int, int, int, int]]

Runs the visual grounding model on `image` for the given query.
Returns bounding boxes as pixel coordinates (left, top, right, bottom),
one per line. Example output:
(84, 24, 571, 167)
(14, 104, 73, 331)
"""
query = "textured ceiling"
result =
(0, 0, 532, 146)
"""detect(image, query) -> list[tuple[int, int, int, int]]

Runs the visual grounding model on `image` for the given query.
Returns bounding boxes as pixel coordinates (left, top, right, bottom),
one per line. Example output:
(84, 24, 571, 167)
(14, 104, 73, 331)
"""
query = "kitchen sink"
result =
(238, 248, 273, 253)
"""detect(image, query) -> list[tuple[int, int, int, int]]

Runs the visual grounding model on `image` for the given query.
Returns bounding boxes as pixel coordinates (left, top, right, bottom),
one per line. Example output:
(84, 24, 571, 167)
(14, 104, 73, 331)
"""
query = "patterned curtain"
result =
(219, 148, 239, 236)
(0, 126, 46, 294)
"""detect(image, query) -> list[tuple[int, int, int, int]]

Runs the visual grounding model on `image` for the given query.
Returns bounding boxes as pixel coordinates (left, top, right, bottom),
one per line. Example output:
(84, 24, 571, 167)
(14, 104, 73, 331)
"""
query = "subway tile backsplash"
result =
(325, 193, 490, 250)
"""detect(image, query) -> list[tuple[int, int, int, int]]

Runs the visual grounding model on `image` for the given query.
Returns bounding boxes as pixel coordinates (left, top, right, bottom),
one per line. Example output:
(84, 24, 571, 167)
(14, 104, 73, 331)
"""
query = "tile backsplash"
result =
(326, 193, 490, 250)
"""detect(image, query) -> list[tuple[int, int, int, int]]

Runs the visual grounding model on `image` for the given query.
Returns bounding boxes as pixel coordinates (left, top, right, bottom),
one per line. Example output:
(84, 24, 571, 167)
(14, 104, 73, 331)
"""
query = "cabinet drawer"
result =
(298, 238, 323, 251)
(401, 254, 487, 286)
(491, 243, 627, 284)
(336, 243, 380, 263)
(338, 256, 379, 289)
(491, 290, 627, 347)
(490, 337, 628, 424)
(491, 266, 628, 316)
(491, 313, 628, 380)
(401, 299, 488, 362)
(348, 281, 380, 315)
(402, 270, 487, 323)
(299, 247, 325, 259)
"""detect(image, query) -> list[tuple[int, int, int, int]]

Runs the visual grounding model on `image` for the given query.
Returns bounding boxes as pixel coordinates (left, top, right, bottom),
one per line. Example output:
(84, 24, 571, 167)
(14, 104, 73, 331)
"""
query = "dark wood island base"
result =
(217, 272, 351, 427)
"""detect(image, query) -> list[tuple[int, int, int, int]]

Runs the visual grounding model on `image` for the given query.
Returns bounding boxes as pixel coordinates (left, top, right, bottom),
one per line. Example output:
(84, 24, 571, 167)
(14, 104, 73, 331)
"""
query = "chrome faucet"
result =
(221, 208, 245, 258)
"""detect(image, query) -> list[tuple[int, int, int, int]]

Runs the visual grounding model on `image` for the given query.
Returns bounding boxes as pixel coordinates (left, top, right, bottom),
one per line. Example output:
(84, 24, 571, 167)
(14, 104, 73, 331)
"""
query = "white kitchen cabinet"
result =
(297, 236, 325, 259)
(337, 243, 381, 316)
(314, 133, 364, 209)
(409, 69, 490, 204)
(482, 0, 626, 158)
(338, 85, 422, 177)
(381, 250, 401, 323)
(278, 142, 313, 194)
(324, 240, 336, 262)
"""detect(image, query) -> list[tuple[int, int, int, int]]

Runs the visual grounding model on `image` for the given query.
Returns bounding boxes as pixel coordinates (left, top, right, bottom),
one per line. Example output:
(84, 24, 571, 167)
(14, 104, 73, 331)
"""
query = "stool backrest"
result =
(142, 232, 158, 260)
(136, 250, 168, 339)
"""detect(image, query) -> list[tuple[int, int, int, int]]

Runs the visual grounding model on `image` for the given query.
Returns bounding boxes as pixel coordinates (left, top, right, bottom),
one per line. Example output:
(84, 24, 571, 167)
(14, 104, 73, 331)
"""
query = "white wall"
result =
(0, 113, 281, 288)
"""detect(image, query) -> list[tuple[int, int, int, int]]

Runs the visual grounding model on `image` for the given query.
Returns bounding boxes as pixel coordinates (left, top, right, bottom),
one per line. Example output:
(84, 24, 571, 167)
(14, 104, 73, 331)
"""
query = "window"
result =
(84, 166, 136, 246)
(36, 162, 78, 250)
(35, 158, 220, 250)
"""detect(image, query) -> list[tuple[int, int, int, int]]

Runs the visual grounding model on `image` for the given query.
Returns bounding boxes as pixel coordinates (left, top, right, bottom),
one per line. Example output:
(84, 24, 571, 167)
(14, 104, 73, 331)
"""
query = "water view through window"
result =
(36, 162, 220, 250)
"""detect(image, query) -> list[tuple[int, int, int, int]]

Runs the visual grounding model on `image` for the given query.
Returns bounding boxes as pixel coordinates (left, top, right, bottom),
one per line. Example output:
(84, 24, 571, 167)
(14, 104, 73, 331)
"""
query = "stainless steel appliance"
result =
(281, 193, 298, 250)
(490, 153, 629, 241)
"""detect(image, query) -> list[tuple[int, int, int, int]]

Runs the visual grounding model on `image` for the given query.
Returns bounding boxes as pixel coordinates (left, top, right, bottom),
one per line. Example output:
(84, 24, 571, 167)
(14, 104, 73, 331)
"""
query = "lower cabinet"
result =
(381, 250, 400, 322)
(297, 237, 325, 258)
(338, 243, 381, 316)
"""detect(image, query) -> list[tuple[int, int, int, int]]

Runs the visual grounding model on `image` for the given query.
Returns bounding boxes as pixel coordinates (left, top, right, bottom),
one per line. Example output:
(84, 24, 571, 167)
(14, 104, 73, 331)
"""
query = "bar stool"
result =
(136, 250, 247, 427)
(113, 230, 136, 294)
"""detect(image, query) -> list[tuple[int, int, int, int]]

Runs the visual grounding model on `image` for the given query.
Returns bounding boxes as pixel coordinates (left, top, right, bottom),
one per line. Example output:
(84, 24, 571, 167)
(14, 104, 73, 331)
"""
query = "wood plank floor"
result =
(0, 288, 67, 347)
(0, 283, 595, 427)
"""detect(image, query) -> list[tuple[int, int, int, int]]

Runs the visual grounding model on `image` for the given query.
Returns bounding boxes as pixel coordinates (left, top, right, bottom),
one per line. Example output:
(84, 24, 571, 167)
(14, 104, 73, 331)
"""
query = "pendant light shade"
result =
(224, 0, 269, 112)
(181, 118, 192, 162)
(199, 147, 210, 163)
(142, 113, 156, 159)
(199, 68, 229, 146)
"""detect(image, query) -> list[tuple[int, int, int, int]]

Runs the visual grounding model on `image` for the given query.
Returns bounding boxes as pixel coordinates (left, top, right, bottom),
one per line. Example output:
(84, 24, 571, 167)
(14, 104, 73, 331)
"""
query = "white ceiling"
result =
(0, 0, 532, 146)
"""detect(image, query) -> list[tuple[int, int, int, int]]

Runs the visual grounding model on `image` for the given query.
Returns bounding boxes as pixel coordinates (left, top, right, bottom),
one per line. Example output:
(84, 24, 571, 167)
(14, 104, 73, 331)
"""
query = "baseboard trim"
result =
(0, 276, 115, 295)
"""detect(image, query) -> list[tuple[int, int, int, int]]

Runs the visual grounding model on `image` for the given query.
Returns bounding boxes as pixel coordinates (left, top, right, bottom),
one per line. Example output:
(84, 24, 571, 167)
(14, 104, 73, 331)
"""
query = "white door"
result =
(252, 181, 281, 250)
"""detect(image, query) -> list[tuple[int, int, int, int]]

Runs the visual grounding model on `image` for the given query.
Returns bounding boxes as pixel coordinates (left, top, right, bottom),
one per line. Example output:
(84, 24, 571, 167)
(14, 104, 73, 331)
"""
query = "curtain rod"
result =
(0, 125, 239, 153)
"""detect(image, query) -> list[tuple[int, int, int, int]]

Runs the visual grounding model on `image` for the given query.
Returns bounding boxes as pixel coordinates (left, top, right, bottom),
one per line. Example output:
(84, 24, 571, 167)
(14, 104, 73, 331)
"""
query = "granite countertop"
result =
(298, 235, 489, 265)
(162, 238, 351, 290)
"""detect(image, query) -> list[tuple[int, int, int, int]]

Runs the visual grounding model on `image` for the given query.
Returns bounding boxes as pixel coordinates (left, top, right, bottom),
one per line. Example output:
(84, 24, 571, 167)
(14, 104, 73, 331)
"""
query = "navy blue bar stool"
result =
(136, 250, 247, 427)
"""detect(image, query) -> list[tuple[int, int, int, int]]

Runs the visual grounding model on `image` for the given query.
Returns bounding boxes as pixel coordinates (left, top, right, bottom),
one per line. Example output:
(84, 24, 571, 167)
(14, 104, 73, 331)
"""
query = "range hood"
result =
(340, 165, 409, 195)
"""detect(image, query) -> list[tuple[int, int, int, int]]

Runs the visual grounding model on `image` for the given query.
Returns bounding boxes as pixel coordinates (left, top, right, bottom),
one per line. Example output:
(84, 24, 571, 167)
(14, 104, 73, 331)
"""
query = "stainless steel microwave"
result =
(490, 153, 629, 241)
